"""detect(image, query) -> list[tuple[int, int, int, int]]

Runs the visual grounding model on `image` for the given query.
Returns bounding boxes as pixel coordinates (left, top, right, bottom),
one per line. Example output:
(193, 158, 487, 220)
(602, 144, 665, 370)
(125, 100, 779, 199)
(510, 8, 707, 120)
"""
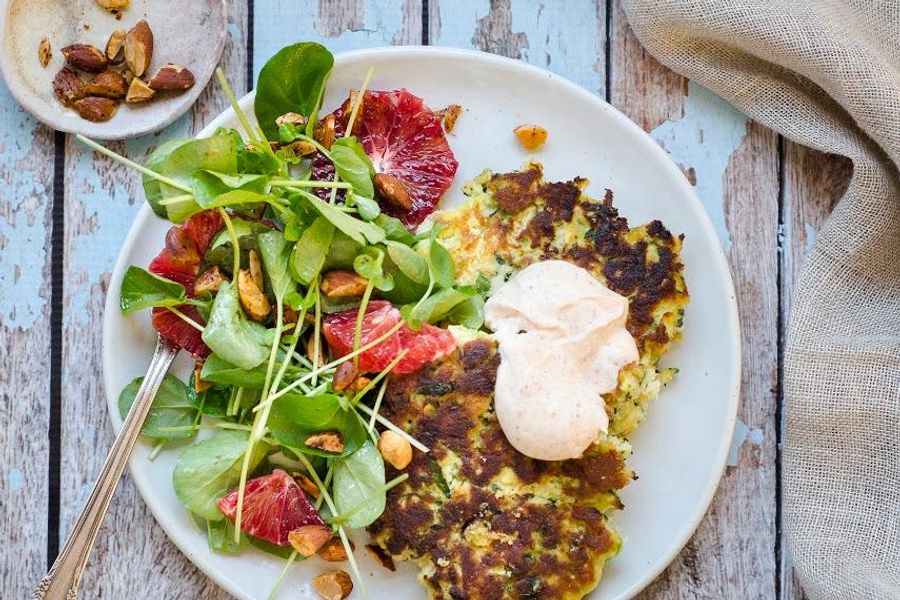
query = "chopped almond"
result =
(315, 114, 336, 150)
(283, 304, 299, 325)
(194, 361, 212, 393)
(238, 269, 271, 322)
(248, 249, 265, 292)
(513, 124, 548, 151)
(194, 266, 226, 296)
(305, 431, 344, 454)
(374, 173, 413, 211)
(294, 473, 319, 497)
(312, 570, 353, 600)
(435, 104, 463, 133)
(319, 537, 353, 562)
(321, 270, 369, 299)
(288, 525, 332, 558)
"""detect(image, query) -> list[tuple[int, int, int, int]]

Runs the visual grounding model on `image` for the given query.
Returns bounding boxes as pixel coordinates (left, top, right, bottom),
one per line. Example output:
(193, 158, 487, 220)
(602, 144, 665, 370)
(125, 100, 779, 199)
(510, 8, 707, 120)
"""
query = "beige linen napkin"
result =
(620, 1, 899, 598)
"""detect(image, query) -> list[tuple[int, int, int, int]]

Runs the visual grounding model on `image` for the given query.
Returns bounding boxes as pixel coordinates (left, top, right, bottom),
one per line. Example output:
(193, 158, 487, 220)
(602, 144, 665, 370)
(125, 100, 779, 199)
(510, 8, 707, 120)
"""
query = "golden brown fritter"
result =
(369, 339, 628, 600)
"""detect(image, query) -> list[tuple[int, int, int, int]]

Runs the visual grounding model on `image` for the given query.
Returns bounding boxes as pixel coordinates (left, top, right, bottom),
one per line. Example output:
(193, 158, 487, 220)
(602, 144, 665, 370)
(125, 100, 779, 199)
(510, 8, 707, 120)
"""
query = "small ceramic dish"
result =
(0, 0, 227, 139)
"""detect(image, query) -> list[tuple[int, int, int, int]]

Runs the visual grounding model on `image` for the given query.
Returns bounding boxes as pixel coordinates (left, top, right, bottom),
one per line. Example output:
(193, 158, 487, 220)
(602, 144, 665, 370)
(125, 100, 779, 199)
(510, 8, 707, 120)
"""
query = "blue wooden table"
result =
(1, 1, 851, 597)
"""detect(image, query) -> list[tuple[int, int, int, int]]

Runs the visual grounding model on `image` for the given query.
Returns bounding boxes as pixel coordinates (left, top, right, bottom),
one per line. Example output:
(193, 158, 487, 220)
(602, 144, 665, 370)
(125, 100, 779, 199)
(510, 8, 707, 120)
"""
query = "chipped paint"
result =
(252, 0, 412, 77)
(7, 468, 23, 492)
(651, 81, 749, 250)
(66, 117, 191, 320)
(727, 418, 764, 467)
(0, 81, 50, 330)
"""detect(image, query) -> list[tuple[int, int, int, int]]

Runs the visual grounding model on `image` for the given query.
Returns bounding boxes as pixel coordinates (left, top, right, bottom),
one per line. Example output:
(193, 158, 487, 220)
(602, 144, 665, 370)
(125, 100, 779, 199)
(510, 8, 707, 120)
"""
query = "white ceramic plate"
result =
(103, 47, 740, 600)
(0, 0, 226, 139)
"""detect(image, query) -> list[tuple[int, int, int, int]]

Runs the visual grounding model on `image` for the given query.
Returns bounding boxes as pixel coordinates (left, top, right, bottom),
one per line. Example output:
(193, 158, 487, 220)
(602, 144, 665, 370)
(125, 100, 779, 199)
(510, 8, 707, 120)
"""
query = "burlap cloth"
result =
(620, 1, 900, 598)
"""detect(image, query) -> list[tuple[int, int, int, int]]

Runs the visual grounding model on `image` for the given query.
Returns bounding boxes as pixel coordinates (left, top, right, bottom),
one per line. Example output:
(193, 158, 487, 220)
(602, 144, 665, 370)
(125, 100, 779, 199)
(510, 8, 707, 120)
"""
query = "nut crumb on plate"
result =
(513, 124, 549, 151)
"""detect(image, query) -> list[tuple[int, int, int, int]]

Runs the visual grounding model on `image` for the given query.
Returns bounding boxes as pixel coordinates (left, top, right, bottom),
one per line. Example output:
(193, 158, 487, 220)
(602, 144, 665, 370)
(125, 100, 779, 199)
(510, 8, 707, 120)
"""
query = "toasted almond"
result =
(364, 544, 396, 572)
(294, 473, 319, 497)
(124, 19, 153, 77)
(374, 173, 412, 211)
(61, 43, 107, 72)
(147, 63, 195, 91)
(288, 525, 332, 558)
(72, 96, 118, 122)
(513, 124, 548, 151)
(315, 114, 336, 150)
(276, 111, 306, 126)
(95, 0, 129, 11)
(38, 38, 52, 68)
(194, 361, 212, 393)
(283, 304, 299, 325)
(435, 104, 463, 133)
(195, 266, 226, 296)
(248, 249, 265, 292)
(312, 570, 353, 600)
(53, 68, 84, 106)
(352, 376, 371, 393)
(318, 537, 353, 562)
(238, 269, 271, 322)
(321, 270, 369, 299)
(331, 361, 359, 392)
(82, 70, 127, 99)
(305, 431, 344, 454)
(105, 29, 127, 63)
(125, 77, 155, 104)
(377, 430, 413, 470)
(283, 140, 318, 158)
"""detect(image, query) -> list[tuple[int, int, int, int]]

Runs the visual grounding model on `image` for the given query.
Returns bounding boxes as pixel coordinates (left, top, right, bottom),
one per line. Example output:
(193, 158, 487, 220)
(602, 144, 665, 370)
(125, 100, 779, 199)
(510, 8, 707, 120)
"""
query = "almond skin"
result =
(82, 70, 127, 99)
(237, 269, 271, 322)
(377, 430, 413, 470)
(194, 266, 226, 296)
(374, 173, 413, 211)
(147, 63, 195, 91)
(288, 525, 332, 558)
(124, 19, 153, 77)
(312, 571, 353, 600)
(331, 361, 359, 392)
(53, 68, 84, 106)
(61, 43, 107, 72)
(105, 29, 126, 63)
(315, 114, 336, 150)
(72, 96, 118, 122)
(318, 537, 353, 562)
(321, 270, 369, 299)
(125, 78, 155, 104)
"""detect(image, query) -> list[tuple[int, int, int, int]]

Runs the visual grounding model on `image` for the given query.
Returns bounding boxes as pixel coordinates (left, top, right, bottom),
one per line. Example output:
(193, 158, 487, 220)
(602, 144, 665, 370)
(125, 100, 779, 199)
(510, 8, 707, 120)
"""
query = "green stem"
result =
(327, 474, 408, 526)
(265, 551, 299, 600)
(293, 133, 331, 159)
(352, 279, 376, 369)
(148, 440, 166, 461)
(216, 68, 258, 146)
(156, 193, 196, 206)
(218, 208, 241, 277)
(350, 348, 408, 406)
(76, 135, 193, 193)
(356, 403, 429, 453)
(166, 307, 205, 332)
(269, 179, 351, 189)
(367, 379, 389, 434)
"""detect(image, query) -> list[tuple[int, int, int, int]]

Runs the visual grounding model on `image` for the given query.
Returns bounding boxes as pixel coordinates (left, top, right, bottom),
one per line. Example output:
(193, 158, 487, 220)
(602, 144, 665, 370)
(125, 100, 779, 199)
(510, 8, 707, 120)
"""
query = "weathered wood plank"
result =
(252, 0, 423, 77)
(58, 3, 247, 598)
(429, 0, 606, 97)
(779, 142, 851, 600)
(609, 3, 780, 597)
(0, 82, 54, 599)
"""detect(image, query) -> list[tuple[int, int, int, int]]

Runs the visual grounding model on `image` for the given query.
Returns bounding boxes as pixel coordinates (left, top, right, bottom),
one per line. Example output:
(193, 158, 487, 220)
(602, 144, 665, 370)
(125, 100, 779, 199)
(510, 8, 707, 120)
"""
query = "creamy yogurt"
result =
(484, 260, 638, 460)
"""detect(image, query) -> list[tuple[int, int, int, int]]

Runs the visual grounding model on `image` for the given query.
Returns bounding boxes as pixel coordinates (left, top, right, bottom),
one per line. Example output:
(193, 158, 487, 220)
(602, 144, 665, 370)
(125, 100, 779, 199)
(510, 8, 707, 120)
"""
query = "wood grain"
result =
(57, 3, 247, 598)
(609, 2, 780, 597)
(0, 87, 55, 598)
(779, 141, 851, 600)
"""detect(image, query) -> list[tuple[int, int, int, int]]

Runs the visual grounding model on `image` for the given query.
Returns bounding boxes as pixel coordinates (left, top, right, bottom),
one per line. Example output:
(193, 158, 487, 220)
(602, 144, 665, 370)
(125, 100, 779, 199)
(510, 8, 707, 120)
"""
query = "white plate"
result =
(103, 47, 740, 600)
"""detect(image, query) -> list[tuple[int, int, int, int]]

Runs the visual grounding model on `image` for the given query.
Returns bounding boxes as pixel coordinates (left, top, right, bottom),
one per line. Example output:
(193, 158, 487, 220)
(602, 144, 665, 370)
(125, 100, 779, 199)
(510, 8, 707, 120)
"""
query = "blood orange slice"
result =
(217, 469, 325, 546)
(314, 90, 458, 228)
(322, 300, 456, 375)
(148, 210, 224, 356)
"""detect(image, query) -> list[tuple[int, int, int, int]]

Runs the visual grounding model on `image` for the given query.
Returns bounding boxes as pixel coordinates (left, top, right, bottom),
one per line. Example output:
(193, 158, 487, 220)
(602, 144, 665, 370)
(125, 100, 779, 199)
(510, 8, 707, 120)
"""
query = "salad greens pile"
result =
(86, 41, 485, 598)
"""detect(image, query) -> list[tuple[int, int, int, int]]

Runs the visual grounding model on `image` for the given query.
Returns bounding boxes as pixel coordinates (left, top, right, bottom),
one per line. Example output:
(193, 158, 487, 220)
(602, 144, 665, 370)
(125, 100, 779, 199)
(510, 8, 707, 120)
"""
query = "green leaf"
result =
(119, 266, 187, 314)
(117, 374, 197, 441)
(257, 230, 295, 301)
(302, 192, 385, 246)
(145, 135, 238, 223)
(291, 216, 335, 284)
(330, 137, 375, 198)
(143, 138, 191, 218)
(410, 287, 473, 324)
(254, 42, 334, 140)
(374, 214, 416, 245)
(209, 217, 270, 250)
(187, 375, 232, 418)
(385, 241, 429, 285)
(207, 518, 246, 554)
(268, 392, 368, 458)
(173, 430, 270, 521)
(323, 230, 362, 271)
(191, 171, 269, 208)
(332, 442, 386, 529)
(201, 281, 273, 370)
(347, 193, 380, 221)
(447, 294, 485, 329)
(427, 233, 455, 289)
(200, 354, 270, 388)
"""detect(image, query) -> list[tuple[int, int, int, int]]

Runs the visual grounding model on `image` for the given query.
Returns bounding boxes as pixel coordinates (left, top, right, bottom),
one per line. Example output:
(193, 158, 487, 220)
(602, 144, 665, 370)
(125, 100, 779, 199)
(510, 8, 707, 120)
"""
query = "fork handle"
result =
(31, 337, 179, 600)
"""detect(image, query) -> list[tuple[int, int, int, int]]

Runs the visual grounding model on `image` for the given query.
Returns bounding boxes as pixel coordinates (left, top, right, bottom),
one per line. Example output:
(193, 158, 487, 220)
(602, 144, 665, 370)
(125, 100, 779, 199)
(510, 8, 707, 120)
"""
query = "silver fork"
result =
(31, 336, 179, 599)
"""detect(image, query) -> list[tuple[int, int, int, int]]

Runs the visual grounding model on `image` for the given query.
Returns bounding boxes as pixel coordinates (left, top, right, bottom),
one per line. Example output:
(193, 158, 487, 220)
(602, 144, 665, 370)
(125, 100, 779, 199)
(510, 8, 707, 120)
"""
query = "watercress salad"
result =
(86, 42, 484, 598)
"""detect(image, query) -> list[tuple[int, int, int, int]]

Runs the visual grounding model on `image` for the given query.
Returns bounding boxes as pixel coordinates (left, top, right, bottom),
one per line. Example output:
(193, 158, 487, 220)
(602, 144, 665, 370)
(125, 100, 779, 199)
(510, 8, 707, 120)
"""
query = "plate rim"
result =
(102, 45, 742, 600)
